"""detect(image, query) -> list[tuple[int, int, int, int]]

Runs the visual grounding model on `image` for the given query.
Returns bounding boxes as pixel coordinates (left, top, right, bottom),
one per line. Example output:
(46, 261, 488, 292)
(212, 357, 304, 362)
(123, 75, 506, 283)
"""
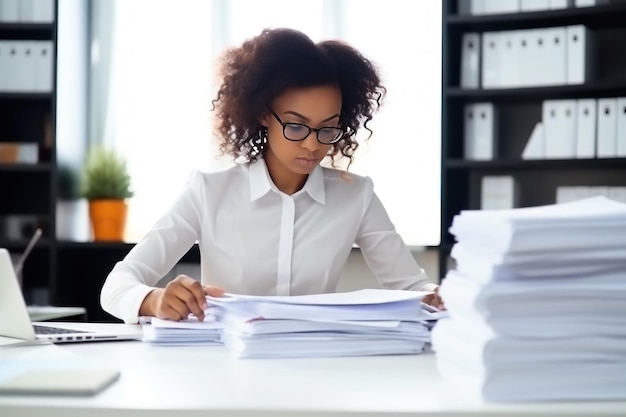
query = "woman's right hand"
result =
(139, 275, 224, 321)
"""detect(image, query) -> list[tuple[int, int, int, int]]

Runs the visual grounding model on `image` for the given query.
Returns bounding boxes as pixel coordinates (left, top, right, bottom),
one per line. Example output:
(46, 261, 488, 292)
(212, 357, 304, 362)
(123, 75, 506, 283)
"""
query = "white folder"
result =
(566, 25, 593, 85)
(617, 97, 626, 157)
(32, 0, 54, 22)
(0, 0, 18, 21)
(21, 42, 37, 92)
(589, 186, 610, 198)
(522, 122, 545, 160)
(33, 41, 53, 92)
(457, 0, 486, 15)
(0, 41, 8, 92)
(545, 27, 567, 85)
(519, 29, 544, 87)
(481, 32, 501, 88)
(556, 186, 590, 203)
(4, 42, 21, 92)
(465, 103, 496, 160)
(483, 0, 520, 14)
(597, 98, 618, 158)
(520, 0, 550, 11)
(575, 98, 596, 158)
(461, 33, 481, 89)
(543, 100, 577, 159)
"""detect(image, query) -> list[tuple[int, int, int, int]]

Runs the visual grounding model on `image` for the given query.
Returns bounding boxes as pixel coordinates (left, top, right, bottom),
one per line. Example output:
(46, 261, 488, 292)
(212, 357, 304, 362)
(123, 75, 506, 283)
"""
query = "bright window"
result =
(96, 0, 441, 246)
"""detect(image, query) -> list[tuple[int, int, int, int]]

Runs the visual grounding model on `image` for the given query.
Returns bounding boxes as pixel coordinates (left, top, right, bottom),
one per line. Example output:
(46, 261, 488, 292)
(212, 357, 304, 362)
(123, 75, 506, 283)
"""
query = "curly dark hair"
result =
(212, 28, 386, 168)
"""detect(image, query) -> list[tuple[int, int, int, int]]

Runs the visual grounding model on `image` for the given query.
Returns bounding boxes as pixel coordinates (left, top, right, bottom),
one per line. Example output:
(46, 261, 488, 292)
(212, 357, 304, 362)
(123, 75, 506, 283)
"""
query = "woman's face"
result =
(262, 85, 342, 194)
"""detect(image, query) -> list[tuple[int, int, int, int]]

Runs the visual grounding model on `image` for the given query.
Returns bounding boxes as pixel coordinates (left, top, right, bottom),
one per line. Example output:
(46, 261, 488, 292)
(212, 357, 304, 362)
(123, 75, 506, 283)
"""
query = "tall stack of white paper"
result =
(432, 196, 626, 402)
(207, 289, 441, 358)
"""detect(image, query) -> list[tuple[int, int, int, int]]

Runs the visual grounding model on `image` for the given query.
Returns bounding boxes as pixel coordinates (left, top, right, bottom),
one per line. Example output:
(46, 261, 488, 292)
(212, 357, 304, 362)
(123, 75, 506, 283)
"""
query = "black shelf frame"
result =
(447, 82, 626, 101)
(0, 163, 53, 172)
(445, 158, 626, 170)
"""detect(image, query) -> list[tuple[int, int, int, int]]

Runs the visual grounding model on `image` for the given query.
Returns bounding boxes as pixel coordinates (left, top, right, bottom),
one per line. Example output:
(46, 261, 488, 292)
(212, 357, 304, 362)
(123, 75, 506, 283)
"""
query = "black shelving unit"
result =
(0, 11, 58, 302)
(439, 0, 626, 278)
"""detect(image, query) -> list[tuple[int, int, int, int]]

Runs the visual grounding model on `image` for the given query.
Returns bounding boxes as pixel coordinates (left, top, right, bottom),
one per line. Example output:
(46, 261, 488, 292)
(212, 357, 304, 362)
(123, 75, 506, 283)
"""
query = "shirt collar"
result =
(248, 159, 325, 205)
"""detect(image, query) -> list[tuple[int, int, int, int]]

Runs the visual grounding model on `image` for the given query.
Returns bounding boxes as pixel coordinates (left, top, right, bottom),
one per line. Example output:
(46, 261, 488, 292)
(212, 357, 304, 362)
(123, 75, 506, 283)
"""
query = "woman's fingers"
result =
(203, 285, 225, 297)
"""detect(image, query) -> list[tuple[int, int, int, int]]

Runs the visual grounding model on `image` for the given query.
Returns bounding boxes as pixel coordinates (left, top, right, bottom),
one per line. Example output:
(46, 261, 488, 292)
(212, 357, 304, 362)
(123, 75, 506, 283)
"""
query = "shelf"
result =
(445, 158, 626, 170)
(446, 3, 626, 31)
(0, 22, 54, 39)
(0, 163, 53, 173)
(0, 238, 51, 251)
(446, 82, 626, 101)
(0, 92, 54, 101)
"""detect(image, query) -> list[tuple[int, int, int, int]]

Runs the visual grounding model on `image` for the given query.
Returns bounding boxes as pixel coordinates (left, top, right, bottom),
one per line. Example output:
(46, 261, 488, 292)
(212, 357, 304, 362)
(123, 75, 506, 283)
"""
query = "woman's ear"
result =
(257, 111, 270, 128)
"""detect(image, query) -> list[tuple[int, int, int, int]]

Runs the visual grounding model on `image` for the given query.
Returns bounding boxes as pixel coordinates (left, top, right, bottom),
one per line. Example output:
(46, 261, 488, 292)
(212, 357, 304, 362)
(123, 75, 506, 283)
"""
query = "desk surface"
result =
(0, 323, 625, 417)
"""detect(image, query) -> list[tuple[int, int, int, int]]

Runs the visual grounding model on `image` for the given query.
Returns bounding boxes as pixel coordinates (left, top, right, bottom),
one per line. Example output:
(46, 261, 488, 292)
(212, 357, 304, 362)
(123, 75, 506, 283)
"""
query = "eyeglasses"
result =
(269, 109, 344, 145)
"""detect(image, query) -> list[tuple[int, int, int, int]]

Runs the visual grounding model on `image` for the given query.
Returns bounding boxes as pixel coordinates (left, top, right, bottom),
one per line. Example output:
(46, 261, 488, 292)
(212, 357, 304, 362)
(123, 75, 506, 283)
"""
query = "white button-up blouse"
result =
(100, 159, 435, 323)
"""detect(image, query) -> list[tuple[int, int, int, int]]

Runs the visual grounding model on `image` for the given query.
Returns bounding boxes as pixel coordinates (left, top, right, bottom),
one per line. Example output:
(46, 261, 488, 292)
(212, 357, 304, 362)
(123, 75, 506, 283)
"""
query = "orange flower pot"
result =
(88, 199, 128, 241)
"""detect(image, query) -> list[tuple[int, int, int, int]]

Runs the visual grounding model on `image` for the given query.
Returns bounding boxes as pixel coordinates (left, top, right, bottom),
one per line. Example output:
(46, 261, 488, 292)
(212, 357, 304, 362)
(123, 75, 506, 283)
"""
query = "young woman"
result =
(100, 28, 442, 324)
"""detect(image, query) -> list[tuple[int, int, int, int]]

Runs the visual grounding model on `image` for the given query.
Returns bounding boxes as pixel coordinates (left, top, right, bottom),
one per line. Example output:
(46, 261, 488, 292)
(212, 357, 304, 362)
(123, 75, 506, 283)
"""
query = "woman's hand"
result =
(140, 275, 224, 321)
(422, 287, 445, 311)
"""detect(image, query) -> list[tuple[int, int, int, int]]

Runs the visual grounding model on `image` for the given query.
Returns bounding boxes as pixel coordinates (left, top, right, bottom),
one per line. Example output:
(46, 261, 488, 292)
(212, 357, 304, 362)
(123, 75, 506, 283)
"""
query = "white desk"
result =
(0, 323, 625, 417)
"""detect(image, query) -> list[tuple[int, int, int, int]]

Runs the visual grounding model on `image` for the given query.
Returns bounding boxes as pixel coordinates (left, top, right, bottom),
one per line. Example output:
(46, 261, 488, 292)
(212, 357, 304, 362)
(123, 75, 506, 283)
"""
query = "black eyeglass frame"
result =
(268, 109, 344, 145)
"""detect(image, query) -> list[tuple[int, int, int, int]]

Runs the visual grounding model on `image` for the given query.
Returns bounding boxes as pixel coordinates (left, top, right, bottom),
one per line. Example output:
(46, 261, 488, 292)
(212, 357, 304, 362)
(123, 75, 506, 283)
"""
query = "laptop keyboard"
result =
(33, 324, 90, 335)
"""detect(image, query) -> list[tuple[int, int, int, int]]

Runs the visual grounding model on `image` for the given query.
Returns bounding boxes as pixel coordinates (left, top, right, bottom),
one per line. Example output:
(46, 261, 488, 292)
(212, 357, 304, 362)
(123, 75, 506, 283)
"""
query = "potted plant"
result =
(80, 146, 134, 241)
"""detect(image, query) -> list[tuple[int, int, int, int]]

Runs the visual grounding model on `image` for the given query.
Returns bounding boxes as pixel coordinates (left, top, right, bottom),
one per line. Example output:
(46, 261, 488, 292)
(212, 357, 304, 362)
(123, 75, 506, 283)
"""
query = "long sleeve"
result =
(355, 179, 437, 293)
(100, 171, 205, 323)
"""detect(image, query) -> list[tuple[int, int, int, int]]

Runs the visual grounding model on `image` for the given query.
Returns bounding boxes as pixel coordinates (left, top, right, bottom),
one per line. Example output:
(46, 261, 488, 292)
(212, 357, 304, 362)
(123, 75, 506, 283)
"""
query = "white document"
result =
(32, 0, 54, 22)
(0, 0, 18, 21)
(461, 33, 480, 89)
(472, 103, 497, 160)
(575, 98, 597, 158)
(567, 25, 592, 85)
(481, 32, 501, 88)
(616, 97, 626, 157)
(33, 41, 53, 92)
(483, 0, 519, 14)
(520, 0, 550, 11)
(597, 98, 617, 158)
(543, 100, 577, 159)
(522, 121, 545, 159)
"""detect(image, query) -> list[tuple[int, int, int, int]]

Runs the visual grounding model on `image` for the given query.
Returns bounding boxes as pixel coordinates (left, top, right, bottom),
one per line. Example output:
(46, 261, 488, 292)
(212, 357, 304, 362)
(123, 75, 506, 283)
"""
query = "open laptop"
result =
(0, 248, 141, 344)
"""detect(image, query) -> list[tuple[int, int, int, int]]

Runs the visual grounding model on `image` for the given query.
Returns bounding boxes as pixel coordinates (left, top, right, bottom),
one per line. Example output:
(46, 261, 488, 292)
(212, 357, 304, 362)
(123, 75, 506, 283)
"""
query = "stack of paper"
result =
(432, 196, 626, 402)
(141, 310, 222, 346)
(207, 289, 441, 358)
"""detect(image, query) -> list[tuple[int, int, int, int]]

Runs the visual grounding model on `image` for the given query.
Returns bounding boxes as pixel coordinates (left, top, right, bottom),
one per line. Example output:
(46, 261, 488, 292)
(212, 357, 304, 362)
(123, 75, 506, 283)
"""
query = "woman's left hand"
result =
(422, 287, 445, 311)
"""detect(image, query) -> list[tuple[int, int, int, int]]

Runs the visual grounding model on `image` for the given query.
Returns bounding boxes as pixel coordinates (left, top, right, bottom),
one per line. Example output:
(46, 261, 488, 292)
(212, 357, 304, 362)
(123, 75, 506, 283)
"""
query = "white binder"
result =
(522, 122, 545, 160)
(0, 0, 18, 21)
(33, 41, 53, 92)
(545, 27, 567, 85)
(464, 103, 496, 160)
(519, 29, 543, 87)
(543, 100, 577, 159)
(481, 32, 501, 88)
(608, 187, 626, 204)
(481, 176, 518, 209)
(458, 0, 486, 15)
(549, 0, 573, 8)
(0, 42, 8, 91)
(4, 42, 20, 92)
(18, 0, 34, 21)
(566, 25, 593, 85)
(32, 0, 54, 22)
(589, 186, 610, 198)
(520, 0, 550, 11)
(575, 0, 610, 6)
(556, 186, 590, 204)
(616, 97, 626, 157)
(21, 42, 37, 92)
(596, 98, 618, 158)
(499, 31, 520, 87)
(483, 0, 520, 14)
(461, 33, 481, 89)
(575, 99, 596, 158)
